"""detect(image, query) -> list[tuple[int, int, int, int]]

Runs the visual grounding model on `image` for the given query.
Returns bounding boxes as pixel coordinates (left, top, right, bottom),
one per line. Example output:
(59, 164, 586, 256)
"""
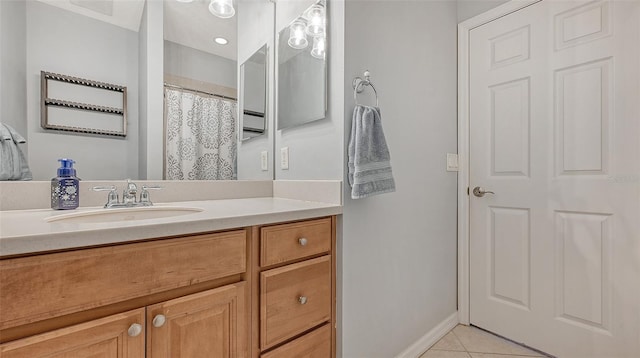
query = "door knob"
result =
(128, 323, 143, 337)
(152, 314, 166, 328)
(473, 187, 495, 197)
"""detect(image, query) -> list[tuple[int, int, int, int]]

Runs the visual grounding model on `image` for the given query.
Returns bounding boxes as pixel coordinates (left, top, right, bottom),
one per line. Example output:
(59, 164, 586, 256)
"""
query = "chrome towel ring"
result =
(352, 70, 379, 107)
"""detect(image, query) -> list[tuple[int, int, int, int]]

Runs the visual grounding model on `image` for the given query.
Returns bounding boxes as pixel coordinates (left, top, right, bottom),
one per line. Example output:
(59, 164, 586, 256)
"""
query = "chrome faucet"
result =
(90, 180, 163, 208)
(123, 179, 138, 204)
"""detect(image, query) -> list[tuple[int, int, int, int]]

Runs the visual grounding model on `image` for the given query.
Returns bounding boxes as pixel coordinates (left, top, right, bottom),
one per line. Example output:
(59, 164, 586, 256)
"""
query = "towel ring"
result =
(353, 70, 379, 107)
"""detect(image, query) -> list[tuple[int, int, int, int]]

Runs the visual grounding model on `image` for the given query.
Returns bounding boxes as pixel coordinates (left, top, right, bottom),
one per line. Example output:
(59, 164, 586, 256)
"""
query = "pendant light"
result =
(304, 5, 325, 37)
(209, 0, 235, 19)
(311, 36, 325, 59)
(288, 20, 308, 49)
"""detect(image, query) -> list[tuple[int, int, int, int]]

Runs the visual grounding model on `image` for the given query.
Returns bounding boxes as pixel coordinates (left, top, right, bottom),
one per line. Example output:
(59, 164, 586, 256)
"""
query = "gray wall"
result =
(164, 40, 237, 89)
(25, 1, 139, 180)
(457, 0, 510, 22)
(0, 0, 27, 141)
(341, 1, 458, 356)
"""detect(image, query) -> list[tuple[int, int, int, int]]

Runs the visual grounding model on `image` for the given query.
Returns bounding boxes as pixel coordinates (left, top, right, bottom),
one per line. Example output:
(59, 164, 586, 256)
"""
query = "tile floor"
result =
(420, 325, 547, 358)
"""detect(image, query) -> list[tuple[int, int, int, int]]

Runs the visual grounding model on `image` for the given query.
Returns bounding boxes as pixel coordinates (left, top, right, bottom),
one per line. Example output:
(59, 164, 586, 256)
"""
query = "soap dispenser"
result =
(51, 158, 79, 210)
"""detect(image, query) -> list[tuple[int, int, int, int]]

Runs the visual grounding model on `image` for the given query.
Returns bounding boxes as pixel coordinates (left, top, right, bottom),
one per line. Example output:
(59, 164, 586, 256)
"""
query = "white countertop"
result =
(0, 198, 342, 257)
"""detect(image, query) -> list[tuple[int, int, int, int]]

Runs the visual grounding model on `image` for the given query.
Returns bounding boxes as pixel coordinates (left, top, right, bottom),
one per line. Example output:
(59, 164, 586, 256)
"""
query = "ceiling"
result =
(36, 0, 237, 61)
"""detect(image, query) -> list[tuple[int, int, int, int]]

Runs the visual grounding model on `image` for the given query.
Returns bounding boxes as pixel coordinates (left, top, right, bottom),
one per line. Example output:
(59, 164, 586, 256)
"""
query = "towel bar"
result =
(352, 70, 379, 107)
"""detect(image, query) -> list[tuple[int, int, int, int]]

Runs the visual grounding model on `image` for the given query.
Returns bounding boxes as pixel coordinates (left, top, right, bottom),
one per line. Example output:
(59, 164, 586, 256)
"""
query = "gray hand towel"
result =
(348, 105, 395, 199)
(0, 123, 33, 181)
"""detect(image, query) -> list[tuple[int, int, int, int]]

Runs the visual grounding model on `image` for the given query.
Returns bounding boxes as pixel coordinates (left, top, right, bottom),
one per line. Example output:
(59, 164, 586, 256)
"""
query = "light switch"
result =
(280, 147, 289, 170)
(260, 151, 268, 171)
(446, 153, 459, 172)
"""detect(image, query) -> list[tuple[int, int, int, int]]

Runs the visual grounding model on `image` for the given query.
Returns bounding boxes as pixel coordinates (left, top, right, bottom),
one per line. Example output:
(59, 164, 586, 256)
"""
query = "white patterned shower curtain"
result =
(164, 88, 237, 180)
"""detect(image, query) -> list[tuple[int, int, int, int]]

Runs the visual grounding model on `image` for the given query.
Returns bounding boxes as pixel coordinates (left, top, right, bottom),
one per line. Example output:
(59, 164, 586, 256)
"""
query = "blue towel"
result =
(348, 105, 395, 199)
(0, 123, 32, 181)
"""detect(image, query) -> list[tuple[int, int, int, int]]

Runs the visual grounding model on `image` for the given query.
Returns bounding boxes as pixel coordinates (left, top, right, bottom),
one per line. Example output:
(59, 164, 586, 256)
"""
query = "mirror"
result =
(240, 45, 268, 141)
(0, 0, 275, 181)
(276, 0, 327, 130)
(163, 0, 238, 180)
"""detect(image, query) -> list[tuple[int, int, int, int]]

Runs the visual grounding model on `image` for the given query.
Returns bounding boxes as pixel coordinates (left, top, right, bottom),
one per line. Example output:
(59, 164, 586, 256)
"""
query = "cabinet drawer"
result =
(260, 256, 331, 349)
(260, 218, 331, 266)
(0, 230, 247, 330)
(261, 324, 330, 358)
(0, 308, 145, 357)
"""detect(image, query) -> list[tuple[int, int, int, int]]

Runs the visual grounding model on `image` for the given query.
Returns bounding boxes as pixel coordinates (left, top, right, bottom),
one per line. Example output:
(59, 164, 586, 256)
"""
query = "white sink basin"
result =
(45, 206, 204, 224)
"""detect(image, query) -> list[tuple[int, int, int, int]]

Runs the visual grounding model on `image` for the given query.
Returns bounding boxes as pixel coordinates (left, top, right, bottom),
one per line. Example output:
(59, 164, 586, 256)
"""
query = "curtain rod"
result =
(163, 83, 237, 101)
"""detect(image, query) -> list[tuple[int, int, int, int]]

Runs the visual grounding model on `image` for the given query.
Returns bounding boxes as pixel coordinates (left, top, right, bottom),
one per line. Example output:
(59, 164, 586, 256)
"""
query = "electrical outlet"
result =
(280, 147, 289, 170)
(260, 151, 268, 171)
(446, 153, 459, 172)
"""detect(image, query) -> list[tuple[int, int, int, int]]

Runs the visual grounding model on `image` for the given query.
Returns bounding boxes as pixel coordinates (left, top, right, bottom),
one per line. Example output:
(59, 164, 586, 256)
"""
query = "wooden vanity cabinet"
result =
(0, 215, 337, 358)
(253, 217, 336, 358)
(0, 229, 250, 358)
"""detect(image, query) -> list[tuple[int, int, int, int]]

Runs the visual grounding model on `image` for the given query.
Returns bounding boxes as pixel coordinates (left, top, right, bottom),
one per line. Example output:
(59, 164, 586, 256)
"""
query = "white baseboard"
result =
(394, 311, 459, 358)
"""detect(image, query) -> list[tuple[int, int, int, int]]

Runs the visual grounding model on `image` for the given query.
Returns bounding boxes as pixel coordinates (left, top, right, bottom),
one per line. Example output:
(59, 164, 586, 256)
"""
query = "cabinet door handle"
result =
(298, 237, 308, 246)
(298, 296, 308, 305)
(153, 314, 167, 328)
(128, 323, 143, 337)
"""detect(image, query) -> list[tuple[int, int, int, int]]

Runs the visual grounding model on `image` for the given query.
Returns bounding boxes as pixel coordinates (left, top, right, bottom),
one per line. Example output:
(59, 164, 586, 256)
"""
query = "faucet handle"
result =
(90, 186, 119, 208)
(140, 185, 163, 205)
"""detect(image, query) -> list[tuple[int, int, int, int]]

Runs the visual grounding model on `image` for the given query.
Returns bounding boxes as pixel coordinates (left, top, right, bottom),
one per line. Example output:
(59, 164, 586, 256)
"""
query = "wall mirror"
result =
(240, 44, 268, 141)
(163, 0, 239, 180)
(0, 0, 275, 181)
(276, 0, 327, 130)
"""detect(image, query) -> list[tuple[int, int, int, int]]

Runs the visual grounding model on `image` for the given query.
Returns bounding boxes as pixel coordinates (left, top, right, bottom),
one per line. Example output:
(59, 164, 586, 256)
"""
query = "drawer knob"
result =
(298, 237, 308, 246)
(298, 296, 308, 305)
(153, 314, 167, 328)
(128, 323, 143, 337)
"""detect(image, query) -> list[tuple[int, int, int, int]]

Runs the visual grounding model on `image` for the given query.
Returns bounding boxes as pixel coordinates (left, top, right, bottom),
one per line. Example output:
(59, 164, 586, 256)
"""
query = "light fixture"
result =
(288, 20, 308, 49)
(174, 0, 194, 3)
(304, 5, 325, 37)
(310, 36, 325, 59)
(214, 37, 228, 45)
(209, 0, 235, 19)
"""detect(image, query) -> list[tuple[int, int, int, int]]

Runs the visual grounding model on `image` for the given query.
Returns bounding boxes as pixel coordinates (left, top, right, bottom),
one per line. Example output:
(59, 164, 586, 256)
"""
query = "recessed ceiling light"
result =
(214, 37, 228, 45)
(175, 0, 194, 3)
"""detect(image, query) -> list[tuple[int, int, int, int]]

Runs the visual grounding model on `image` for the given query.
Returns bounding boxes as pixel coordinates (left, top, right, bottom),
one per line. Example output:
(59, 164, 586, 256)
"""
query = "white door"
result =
(469, 1, 640, 357)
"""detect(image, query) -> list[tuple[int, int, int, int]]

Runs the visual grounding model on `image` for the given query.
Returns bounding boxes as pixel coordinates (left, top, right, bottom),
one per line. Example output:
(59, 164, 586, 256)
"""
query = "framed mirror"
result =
(240, 44, 268, 141)
(0, 0, 275, 181)
(276, 0, 327, 130)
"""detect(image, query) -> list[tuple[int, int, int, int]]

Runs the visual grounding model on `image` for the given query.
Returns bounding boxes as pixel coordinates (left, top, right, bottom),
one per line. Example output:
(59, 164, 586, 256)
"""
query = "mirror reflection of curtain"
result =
(164, 89, 237, 180)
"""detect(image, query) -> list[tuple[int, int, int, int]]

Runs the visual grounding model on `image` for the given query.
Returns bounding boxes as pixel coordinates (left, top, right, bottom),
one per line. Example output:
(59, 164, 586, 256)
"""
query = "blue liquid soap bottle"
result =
(51, 158, 80, 210)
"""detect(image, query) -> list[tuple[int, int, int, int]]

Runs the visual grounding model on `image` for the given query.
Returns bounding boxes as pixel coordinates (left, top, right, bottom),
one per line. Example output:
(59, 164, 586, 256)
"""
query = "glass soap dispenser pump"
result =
(51, 158, 79, 210)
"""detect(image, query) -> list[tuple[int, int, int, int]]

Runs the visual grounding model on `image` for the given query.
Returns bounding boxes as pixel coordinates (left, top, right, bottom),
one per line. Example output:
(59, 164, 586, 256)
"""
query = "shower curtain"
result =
(164, 88, 237, 180)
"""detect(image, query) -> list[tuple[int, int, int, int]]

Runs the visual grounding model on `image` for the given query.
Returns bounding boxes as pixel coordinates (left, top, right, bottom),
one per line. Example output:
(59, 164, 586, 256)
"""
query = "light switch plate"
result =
(446, 153, 459, 172)
(280, 147, 289, 170)
(260, 151, 268, 171)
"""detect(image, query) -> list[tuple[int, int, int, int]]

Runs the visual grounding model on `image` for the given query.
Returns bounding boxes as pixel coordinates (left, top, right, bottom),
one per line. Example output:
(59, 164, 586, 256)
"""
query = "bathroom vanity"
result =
(0, 189, 340, 358)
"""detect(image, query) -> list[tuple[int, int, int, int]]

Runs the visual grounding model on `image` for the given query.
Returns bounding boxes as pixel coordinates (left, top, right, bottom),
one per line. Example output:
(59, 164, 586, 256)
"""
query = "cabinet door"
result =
(0, 309, 145, 358)
(148, 282, 247, 358)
